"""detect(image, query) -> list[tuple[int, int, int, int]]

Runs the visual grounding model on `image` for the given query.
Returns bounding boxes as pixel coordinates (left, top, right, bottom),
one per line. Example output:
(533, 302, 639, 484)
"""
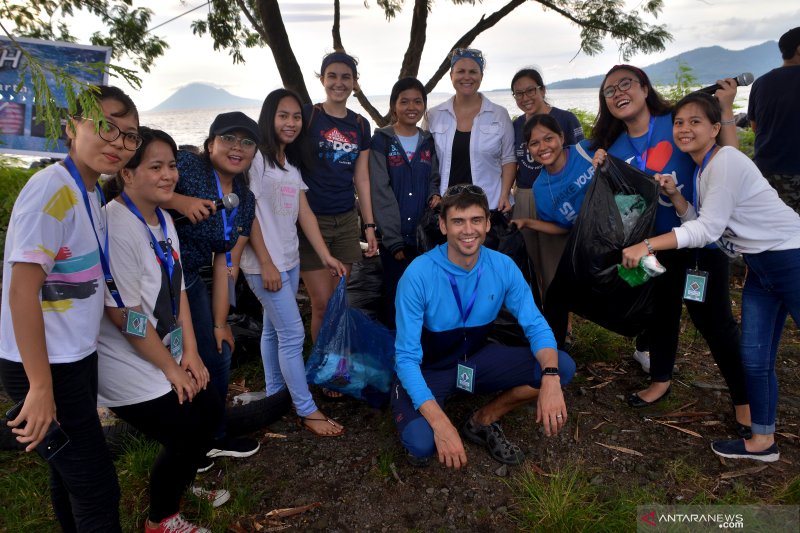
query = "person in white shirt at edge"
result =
(97, 127, 227, 533)
(424, 48, 516, 213)
(619, 92, 800, 463)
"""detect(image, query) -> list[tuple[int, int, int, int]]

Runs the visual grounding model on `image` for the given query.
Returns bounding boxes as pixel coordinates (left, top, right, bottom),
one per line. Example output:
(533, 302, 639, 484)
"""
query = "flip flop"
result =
(320, 387, 346, 401)
(298, 415, 345, 437)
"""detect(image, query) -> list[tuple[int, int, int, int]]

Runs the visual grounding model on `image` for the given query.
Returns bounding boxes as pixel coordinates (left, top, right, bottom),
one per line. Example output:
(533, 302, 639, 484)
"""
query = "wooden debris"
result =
(574, 413, 580, 442)
(588, 381, 612, 390)
(651, 419, 703, 438)
(389, 462, 404, 484)
(528, 463, 553, 477)
(673, 400, 698, 412)
(262, 432, 287, 439)
(591, 421, 607, 431)
(595, 442, 643, 456)
(651, 410, 712, 418)
(719, 465, 768, 479)
(266, 502, 322, 518)
(776, 431, 799, 440)
(700, 420, 722, 426)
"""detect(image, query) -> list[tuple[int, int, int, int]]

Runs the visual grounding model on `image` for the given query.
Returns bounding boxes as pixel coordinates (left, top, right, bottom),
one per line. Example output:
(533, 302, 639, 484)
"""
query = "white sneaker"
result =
(632, 350, 651, 373)
(191, 486, 231, 508)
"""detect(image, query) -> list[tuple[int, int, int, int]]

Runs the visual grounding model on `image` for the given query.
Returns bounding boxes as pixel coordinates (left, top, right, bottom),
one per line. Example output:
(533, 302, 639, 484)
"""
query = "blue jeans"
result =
(245, 267, 317, 417)
(0, 354, 121, 533)
(184, 270, 232, 439)
(741, 248, 800, 435)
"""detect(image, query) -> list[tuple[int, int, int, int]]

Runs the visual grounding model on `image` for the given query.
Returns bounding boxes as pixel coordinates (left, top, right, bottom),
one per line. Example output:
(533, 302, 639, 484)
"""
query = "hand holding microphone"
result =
(697, 72, 754, 94)
(173, 193, 239, 224)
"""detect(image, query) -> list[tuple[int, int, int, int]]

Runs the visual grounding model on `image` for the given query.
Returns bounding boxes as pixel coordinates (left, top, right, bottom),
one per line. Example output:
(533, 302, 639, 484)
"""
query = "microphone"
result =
(172, 193, 239, 224)
(697, 72, 754, 94)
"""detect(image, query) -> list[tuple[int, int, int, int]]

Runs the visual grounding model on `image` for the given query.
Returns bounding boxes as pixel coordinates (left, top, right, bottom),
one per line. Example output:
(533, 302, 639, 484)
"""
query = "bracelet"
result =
(213, 324, 229, 329)
(720, 118, 735, 126)
(643, 238, 655, 254)
(363, 223, 377, 231)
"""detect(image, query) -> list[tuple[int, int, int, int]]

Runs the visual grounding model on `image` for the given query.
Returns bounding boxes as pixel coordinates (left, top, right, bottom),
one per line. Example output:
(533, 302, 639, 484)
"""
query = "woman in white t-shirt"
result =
(97, 127, 228, 532)
(241, 89, 347, 437)
(622, 92, 800, 464)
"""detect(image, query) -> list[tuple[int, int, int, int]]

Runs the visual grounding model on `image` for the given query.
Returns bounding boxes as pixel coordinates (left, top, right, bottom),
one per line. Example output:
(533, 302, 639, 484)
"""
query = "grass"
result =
(0, 161, 35, 252)
(508, 463, 648, 533)
(570, 316, 635, 363)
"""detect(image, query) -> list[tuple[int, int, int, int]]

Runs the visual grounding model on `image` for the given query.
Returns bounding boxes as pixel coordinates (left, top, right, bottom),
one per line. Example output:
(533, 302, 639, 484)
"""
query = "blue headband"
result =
(320, 53, 358, 78)
(450, 49, 485, 74)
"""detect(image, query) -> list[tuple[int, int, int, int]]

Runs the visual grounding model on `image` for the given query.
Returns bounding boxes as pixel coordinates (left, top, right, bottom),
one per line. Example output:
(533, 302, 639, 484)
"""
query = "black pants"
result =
(378, 243, 419, 330)
(0, 354, 122, 533)
(643, 248, 748, 405)
(111, 387, 223, 523)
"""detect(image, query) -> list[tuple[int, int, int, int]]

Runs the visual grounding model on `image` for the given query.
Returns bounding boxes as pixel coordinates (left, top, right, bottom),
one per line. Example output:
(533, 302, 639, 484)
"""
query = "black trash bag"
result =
(560, 155, 660, 337)
(416, 206, 445, 252)
(347, 256, 383, 319)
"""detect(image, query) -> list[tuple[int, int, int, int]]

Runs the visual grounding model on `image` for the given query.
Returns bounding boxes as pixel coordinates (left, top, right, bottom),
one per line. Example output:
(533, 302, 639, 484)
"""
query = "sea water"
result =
(140, 86, 752, 148)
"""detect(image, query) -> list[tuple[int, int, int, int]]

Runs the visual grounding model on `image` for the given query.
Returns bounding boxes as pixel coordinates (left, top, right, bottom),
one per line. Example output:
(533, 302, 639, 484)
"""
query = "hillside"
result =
(149, 83, 261, 112)
(549, 41, 780, 89)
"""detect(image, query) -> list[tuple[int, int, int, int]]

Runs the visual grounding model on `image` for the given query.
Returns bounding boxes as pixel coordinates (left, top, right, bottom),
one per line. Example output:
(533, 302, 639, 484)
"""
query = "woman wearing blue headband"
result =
(300, 52, 378, 401)
(425, 48, 515, 213)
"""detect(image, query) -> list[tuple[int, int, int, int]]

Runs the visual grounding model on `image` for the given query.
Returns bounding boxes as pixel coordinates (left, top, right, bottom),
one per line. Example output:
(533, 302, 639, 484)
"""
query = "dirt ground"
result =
(212, 275, 800, 533)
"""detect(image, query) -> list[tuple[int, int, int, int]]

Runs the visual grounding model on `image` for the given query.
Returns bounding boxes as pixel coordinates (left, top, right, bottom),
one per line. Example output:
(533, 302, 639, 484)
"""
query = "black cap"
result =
(779, 27, 800, 60)
(209, 112, 261, 144)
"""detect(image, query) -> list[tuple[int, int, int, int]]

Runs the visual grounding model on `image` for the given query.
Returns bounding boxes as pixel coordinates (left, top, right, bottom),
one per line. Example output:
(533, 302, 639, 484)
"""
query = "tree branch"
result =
(332, 0, 343, 51)
(424, 0, 526, 94)
(399, 0, 430, 79)
(256, 0, 310, 103)
(237, 0, 269, 46)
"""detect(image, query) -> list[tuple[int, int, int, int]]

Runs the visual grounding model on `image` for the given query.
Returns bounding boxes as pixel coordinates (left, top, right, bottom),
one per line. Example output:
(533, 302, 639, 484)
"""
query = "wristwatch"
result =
(363, 223, 377, 231)
(542, 367, 559, 376)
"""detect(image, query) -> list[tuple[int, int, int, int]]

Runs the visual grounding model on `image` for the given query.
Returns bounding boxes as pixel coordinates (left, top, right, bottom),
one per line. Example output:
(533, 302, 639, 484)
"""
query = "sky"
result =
(78, 0, 800, 111)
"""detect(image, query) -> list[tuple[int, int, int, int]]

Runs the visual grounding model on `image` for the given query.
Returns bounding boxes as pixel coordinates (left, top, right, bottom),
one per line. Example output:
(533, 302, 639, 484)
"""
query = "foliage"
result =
(569, 107, 597, 140)
(0, 163, 35, 252)
(661, 61, 699, 103)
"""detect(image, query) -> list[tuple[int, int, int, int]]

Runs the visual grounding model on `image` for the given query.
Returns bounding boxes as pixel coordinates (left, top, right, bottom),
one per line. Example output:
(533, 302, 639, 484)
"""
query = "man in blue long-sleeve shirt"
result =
(392, 184, 575, 468)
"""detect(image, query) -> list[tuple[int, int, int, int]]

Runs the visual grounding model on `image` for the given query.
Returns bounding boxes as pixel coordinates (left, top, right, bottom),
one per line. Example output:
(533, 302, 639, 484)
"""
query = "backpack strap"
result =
(574, 142, 593, 164)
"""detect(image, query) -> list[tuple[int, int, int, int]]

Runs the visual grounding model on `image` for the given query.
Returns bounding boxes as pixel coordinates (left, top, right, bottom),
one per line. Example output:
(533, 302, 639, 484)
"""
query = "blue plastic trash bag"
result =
(305, 277, 395, 405)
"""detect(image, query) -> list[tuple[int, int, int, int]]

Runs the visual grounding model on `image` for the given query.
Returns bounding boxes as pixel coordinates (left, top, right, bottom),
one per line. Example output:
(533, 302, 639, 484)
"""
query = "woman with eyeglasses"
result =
(425, 48, 515, 213)
(510, 68, 584, 304)
(590, 66, 751, 439)
(165, 112, 261, 462)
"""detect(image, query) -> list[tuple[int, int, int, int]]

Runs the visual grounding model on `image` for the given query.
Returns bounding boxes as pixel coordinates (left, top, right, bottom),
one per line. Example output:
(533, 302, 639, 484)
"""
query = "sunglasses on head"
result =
(443, 184, 486, 197)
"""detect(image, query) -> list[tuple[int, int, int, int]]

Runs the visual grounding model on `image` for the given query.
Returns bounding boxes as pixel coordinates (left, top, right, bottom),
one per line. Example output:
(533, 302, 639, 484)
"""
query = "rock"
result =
(590, 475, 604, 485)
(496, 506, 508, 514)
(426, 487, 435, 495)
(440, 488, 449, 495)
(495, 465, 509, 477)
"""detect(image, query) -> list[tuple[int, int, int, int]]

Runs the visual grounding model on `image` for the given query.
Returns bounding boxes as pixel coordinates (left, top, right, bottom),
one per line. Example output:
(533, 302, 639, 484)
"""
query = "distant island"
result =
(548, 41, 780, 89)
(151, 41, 781, 110)
(149, 82, 261, 112)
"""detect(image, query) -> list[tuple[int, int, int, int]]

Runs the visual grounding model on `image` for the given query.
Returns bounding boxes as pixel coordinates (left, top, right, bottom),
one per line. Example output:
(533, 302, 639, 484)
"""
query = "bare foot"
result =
(635, 381, 671, 403)
(299, 410, 345, 437)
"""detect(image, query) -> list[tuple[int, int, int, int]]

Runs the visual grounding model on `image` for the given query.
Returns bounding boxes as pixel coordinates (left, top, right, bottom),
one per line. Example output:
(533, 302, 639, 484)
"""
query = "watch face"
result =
(543, 367, 559, 375)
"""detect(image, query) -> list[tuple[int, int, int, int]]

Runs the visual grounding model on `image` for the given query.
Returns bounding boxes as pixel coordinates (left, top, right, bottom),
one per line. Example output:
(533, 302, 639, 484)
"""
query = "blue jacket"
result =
(369, 126, 440, 254)
(395, 244, 557, 409)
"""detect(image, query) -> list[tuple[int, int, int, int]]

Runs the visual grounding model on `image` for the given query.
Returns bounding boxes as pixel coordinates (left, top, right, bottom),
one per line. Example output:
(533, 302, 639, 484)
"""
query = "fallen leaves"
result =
(595, 442, 643, 456)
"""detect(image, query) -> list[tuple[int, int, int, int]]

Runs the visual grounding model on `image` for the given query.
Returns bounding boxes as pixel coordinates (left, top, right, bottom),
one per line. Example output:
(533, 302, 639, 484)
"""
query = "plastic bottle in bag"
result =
(617, 254, 666, 287)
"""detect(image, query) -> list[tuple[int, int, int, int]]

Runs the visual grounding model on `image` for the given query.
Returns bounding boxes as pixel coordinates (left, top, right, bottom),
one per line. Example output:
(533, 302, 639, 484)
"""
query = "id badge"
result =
(683, 269, 709, 302)
(456, 363, 475, 393)
(170, 326, 183, 359)
(123, 309, 148, 338)
(227, 273, 236, 307)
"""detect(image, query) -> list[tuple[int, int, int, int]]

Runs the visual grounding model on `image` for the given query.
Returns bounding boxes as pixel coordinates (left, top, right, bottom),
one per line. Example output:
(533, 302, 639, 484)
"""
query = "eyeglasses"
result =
(512, 86, 542, 100)
(83, 118, 143, 151)
(216, 134, 257, 151)
(443, 184, 486, 197)
(602, 77, 640, 99)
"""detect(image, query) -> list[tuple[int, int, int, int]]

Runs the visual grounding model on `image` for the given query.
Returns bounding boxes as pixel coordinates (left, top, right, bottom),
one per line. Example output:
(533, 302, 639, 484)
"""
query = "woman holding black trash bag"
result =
(590, 65, 750, 438)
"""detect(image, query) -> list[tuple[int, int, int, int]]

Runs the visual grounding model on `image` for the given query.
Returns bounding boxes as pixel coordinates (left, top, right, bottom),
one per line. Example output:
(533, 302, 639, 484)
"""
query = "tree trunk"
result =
(256, 0, 311, 104)
(399, 0, 430, 79)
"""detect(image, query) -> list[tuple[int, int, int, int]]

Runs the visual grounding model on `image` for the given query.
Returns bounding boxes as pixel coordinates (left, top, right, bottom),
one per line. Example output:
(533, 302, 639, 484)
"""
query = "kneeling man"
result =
(392, 184, 575, 468)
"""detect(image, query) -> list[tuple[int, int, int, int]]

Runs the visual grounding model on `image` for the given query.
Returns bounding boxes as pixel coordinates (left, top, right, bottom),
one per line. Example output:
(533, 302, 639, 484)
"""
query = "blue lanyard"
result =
(692, 144, 717, 215)
(63, 156, 124, 308)
(626, 116, 655, 171)
(213, 170, 239, 269)
(119, 192, 178, 320)
(446, 266, 483, 326)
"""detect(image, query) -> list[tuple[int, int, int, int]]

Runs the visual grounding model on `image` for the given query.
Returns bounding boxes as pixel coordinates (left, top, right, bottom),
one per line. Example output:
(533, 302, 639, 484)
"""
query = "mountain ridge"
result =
(149, 83, 261, 112)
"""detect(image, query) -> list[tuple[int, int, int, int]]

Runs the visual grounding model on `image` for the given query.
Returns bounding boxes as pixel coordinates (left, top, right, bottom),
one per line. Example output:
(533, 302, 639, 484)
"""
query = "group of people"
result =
(2, 25, 799, 532)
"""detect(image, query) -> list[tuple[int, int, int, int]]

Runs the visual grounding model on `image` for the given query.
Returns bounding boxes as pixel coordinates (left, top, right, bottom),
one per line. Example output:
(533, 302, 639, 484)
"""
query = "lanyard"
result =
(626, 116, 655, 171)
(692, 144, 717, 215)
(446, 266, 483, 326)
(63, 156, 124, 308)
(119, 192, 178, 320)
(213, 170, 239, 269)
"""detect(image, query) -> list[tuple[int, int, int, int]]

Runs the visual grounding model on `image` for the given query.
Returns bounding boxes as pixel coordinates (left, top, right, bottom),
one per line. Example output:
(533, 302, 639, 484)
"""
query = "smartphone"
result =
(5, 400, 70, 461)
